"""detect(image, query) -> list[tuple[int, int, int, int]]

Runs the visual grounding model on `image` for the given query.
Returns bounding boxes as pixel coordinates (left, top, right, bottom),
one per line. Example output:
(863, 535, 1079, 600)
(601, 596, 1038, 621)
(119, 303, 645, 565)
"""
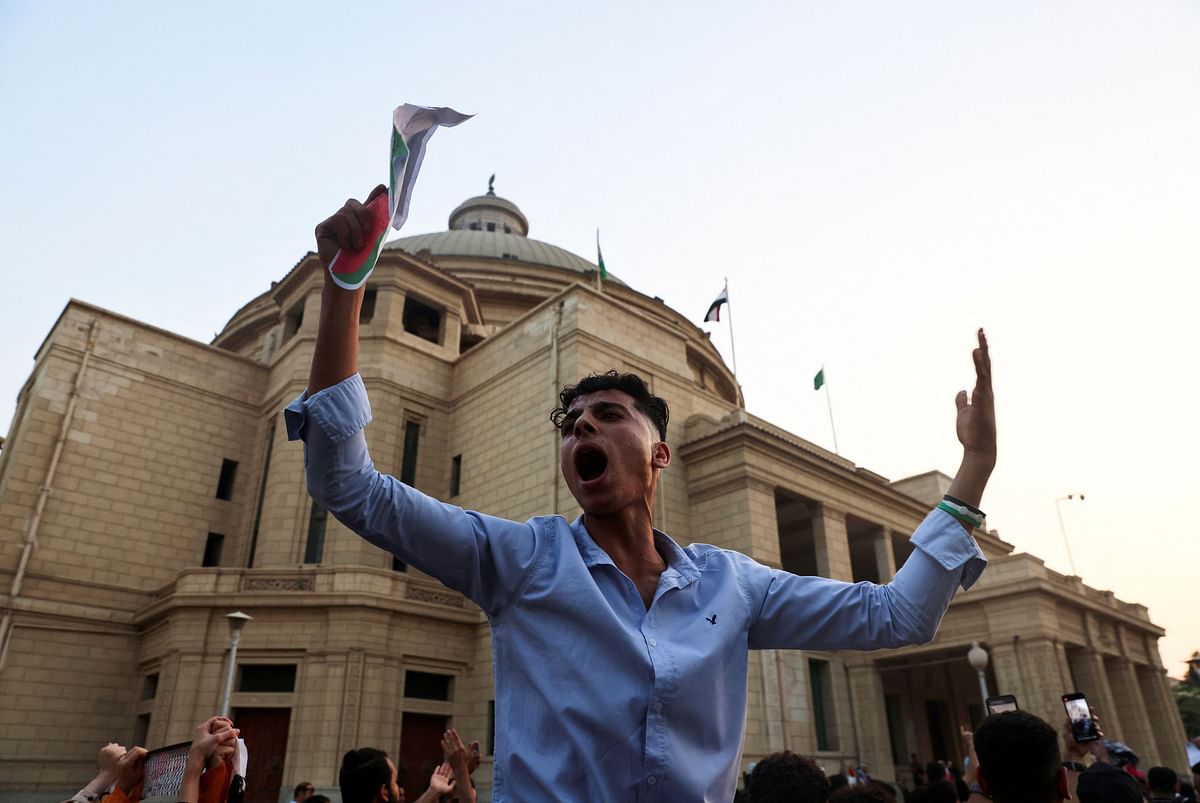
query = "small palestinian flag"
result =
(704, 287, 729, 322)
(328, 103, 473, 290)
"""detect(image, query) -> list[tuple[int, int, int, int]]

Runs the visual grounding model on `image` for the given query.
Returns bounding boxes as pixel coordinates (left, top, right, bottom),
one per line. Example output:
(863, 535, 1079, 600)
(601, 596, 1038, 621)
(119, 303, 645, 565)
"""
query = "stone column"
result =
(989, 641, 1028, 701)
(1136, 664, 1190, 771)
(846, 660, 897, 783)
(872, 527, 897, 582)
(1067, 649, 1124, 740)
(1013, 638, 1072, 729)
(1106, 658, 1159, 765)
(813, 504, 853, 581)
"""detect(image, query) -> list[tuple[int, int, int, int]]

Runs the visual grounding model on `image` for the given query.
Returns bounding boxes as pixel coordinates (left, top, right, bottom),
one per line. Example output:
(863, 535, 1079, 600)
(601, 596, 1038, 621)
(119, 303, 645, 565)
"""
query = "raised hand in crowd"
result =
(410, 763, 455, 803)
(114, 747, 148, 798)
(441, 730, 476, 803)
(179, 716, 239, 803)
(65, 743, 128, 803)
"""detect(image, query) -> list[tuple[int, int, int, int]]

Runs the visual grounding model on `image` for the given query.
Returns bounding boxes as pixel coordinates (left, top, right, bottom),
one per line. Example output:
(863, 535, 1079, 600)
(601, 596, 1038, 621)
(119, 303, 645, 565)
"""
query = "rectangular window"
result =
(238, 664, 297, 693)
(202, 533, 224, 567)
(402, 296, 442, 344)
(359, 286, 377, 324)
(404, 670, 452, 701)
(141, 673, 159, 701)
(449, 454, 462, 497)
(216, 459, 238, 500)
(400, 421, 421, 486)
(486, 222, 496, 232)
(809, 658, 833, 751)
(305, 501, 327, 564)
(282, 299, 304, 342)
(488, 699, 496, 755)
(133, 714, 151, 747)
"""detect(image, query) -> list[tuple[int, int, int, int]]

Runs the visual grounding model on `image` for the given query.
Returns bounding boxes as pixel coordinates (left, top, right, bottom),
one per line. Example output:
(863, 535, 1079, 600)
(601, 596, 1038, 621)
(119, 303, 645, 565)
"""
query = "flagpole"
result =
(595, 230, 604, 294)
(724, 277, 738, 379)
(822, 366, 839, 455)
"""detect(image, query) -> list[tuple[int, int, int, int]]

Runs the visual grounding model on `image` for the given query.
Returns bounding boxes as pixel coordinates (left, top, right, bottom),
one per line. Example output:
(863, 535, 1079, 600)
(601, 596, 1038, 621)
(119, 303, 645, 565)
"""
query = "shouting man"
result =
(285, 186, 996, 801)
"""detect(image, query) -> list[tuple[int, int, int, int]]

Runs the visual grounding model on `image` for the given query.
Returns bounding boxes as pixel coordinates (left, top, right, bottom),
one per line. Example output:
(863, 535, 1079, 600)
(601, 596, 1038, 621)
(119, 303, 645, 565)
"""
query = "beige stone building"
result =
(0, 190, 1189, 802)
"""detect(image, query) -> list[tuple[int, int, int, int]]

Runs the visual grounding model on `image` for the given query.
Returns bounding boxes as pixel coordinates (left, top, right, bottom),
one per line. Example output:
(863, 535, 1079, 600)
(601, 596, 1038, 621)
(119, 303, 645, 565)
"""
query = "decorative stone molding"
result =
(406, 585, 464, 608)
(240, 576, 315, 592)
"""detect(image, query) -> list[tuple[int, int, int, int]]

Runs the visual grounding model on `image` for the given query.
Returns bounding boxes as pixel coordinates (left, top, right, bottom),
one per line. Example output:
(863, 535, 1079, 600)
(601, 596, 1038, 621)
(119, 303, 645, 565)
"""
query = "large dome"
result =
(384, 185, 620, 282)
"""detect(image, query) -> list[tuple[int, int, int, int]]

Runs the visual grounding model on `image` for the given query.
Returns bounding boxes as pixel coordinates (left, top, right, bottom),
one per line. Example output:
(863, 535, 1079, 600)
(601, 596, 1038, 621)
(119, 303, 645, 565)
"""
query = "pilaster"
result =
(813, 504, 853, 581)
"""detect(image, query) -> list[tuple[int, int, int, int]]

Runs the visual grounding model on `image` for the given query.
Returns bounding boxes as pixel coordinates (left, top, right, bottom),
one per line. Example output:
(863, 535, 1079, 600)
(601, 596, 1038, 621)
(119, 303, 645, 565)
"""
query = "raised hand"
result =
(428, 763, 456, 795)
(314, 185, 388, 270)
(115, 747, 148, 794)
(955, 329, 996, 461)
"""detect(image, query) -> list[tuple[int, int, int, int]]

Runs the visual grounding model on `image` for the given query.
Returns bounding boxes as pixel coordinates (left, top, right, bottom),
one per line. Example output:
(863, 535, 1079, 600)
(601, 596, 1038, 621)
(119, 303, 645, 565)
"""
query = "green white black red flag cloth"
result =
(813, 368, 825, 390)
(597, 231, 608, 280)
(328, 103, 473, 290)
(704, 287, 728, 322)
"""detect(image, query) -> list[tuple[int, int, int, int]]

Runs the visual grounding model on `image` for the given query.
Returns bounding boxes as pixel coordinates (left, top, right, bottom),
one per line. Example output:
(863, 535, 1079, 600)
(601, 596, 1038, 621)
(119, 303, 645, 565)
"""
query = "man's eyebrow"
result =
(560, 400, 629, 429)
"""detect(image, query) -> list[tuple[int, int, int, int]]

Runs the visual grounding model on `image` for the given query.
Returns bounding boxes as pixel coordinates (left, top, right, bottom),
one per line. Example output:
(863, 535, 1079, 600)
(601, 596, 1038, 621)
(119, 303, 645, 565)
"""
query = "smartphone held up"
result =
(1063, 692, 1101, 742)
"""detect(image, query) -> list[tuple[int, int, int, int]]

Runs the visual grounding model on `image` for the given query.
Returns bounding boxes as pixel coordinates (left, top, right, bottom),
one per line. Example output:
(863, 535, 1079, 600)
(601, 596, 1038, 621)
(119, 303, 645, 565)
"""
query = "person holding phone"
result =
(290, 190, 998, 802)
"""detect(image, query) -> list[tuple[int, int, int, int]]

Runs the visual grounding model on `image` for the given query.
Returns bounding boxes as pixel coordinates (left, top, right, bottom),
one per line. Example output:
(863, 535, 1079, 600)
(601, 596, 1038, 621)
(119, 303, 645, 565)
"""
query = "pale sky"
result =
(1, 2, 1197, 679)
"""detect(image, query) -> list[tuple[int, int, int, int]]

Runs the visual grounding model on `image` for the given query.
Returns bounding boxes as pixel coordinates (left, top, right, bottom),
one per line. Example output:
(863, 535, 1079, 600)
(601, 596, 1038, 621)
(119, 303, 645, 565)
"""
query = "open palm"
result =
(955, 329, 996, 459)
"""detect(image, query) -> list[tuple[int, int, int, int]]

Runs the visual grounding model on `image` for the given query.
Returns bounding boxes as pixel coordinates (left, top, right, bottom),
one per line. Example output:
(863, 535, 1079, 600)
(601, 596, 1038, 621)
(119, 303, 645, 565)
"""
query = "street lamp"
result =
(220, 611, 253, 718)
(1055, 494, 1085, 576)
(967, 641, 990, 708)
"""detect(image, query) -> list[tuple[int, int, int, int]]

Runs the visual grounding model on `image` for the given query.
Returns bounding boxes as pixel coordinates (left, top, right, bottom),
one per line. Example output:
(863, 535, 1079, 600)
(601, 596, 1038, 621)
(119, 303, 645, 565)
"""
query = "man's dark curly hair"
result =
(749, 751, 830, 803)
(974, 711, 1062, 803)
(830, 782, 898, 803)
(550, 371, 669, 441)
(339, 747, 395, 803)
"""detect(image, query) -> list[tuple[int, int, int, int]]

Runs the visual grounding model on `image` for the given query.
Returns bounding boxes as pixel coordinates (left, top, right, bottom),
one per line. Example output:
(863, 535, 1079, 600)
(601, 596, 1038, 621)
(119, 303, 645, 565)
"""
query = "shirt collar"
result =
(569, 516, 701, 587)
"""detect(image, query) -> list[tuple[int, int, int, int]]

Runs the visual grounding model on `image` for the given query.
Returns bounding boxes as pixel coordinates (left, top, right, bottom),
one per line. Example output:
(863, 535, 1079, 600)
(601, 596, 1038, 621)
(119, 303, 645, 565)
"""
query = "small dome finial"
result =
(487, 174, 496, 196)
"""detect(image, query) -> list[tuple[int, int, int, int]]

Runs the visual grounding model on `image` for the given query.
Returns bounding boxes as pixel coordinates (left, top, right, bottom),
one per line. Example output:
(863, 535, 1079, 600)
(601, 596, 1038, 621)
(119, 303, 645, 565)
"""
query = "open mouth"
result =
(575, 445, 609, 483)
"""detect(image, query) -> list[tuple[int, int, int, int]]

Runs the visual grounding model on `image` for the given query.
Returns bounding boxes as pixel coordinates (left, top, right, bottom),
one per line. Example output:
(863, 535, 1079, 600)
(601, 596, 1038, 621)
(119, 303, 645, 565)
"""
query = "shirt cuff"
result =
(911, 508, 988, 590)
(283, 373, 373, 444)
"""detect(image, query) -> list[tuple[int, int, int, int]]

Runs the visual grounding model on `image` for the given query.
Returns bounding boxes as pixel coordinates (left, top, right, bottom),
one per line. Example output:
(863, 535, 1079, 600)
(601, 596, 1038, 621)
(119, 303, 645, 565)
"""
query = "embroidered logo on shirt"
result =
(706, 614, 717, 625)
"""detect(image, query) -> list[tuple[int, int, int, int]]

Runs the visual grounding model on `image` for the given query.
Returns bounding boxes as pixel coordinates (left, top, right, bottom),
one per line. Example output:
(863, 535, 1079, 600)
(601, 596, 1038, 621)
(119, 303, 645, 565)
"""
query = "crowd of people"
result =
(736, 710, 1197, 803)
(63, 717, 481, 803)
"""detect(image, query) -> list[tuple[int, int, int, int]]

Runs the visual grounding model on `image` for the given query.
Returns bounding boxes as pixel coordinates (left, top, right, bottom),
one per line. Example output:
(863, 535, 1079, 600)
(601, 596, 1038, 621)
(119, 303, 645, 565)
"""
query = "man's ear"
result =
(1056, 766, 1070, 801)
(651, 441, 671, 470)
(377, 785, 390, 803)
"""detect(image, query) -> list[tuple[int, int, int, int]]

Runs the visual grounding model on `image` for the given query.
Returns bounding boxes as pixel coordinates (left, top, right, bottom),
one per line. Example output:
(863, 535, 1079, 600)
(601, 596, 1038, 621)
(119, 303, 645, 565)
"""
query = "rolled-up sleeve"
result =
(284, 374, 543, 616)
(747, 508, 987, 651)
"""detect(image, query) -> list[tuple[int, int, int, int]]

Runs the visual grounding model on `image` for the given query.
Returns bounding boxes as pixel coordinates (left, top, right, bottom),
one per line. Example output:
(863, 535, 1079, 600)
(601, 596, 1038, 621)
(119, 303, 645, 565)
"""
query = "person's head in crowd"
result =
(1179, 781, 1197, 803)
(829, 773, 849, 791)
(921, 779, 960, 803)
(309, 795, 331, 803)
(829, 782, 897, 803)
(1148, 766, 1178, 798)
(748, 751, 829, 803)
(293, 783, 315, 803)
(339, 748, 403, 803)
(925, 762, 946, 783)
(1075, 761, 1143, 803)
(973, 711, 1067, 803)
(1193, 762, 1200, 791)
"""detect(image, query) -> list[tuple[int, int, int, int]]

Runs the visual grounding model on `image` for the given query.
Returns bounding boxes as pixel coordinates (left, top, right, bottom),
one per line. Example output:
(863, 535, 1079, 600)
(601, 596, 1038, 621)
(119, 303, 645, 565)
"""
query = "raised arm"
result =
(945, 328, 996, 525)
(308, 184, 387, 394)
(748, 332, 993, 651)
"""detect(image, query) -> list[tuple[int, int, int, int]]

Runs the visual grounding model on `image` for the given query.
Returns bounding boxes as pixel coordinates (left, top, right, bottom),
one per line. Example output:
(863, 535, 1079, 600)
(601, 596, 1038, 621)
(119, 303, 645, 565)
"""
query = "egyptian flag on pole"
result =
(328, 103, 473, 290)
(704, 286, 729, 322)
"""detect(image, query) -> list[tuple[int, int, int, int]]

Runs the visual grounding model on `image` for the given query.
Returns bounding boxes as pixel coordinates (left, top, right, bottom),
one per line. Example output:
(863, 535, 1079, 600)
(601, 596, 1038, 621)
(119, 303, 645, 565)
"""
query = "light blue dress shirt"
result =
(285, 374, 986, 802)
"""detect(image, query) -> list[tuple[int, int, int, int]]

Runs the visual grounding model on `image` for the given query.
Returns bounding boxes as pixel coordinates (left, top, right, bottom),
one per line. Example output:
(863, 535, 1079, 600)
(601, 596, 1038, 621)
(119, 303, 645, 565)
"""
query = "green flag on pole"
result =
(813, 368, 825, 391)
(596, 231, 608, 280)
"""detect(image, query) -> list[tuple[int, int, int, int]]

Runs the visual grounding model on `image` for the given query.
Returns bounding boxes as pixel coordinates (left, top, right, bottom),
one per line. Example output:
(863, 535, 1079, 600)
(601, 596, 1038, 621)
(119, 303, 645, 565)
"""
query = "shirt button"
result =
(649, 638, 657, 647)
(653, 701, 663, 713)
(647, 776, 657, 786)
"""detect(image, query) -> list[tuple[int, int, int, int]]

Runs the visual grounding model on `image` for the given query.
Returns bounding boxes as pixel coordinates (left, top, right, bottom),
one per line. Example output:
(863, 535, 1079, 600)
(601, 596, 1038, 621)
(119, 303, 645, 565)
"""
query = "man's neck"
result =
(584, 505, 666, 608)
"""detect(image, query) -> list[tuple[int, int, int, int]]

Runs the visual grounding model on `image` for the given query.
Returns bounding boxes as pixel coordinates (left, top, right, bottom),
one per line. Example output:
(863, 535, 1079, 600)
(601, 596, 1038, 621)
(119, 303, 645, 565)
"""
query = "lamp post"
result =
(220, 611, 253, 718)
(1055, 494, 1085, 576)
(967, 641, 990, 708)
